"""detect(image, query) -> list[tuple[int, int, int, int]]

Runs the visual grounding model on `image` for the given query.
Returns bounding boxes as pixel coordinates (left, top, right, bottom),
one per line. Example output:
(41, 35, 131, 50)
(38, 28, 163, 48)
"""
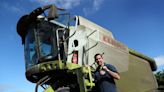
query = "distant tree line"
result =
(155, 70, 164, 90)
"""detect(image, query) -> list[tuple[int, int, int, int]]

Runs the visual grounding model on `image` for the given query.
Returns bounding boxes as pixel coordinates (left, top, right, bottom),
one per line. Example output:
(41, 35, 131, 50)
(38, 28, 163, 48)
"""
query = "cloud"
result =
(154, 55, 164, 67)
(1, 2, 24, 14)
(157, 65, 164, 71)
(32, 0, 82, 9)
(29, 0, 104, 16)
(93, 0, 104, 11)
(83, 0, 104, 15)
(10, 6, 22, 14)
(0, 84, 27, 92)
(0, 84, 13, 92)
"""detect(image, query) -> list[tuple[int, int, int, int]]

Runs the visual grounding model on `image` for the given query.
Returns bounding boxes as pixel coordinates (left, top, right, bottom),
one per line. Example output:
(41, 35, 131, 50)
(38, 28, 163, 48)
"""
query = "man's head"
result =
(94, 53, 104, 66)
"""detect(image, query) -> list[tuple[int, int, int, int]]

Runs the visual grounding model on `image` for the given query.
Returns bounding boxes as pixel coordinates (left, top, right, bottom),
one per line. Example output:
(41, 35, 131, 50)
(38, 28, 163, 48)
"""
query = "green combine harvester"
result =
(17, 4, 158, 92)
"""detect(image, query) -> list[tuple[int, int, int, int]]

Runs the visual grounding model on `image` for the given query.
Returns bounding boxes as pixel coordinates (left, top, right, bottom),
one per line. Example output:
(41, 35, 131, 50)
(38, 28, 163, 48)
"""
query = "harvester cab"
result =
(17, 4, 95, 92)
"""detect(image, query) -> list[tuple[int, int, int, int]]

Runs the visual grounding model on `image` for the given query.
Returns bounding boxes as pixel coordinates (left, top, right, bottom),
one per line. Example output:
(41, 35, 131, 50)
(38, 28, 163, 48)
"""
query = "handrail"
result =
(64, 16, 79, 41)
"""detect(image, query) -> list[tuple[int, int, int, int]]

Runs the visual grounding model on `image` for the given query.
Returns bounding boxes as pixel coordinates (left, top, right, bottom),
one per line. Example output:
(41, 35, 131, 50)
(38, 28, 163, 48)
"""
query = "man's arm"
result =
(103, 66, 120, 80)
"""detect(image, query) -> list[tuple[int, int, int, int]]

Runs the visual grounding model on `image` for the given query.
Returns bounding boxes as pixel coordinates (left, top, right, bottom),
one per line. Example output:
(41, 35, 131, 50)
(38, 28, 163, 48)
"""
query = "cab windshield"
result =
(24, 29, 36, 68)
(24, 21, 66, 69)
(55, 13, 70, 27)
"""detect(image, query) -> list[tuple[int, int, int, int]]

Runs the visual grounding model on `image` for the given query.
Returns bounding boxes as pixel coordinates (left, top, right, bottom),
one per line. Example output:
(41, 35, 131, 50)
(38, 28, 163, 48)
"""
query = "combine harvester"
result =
(17, 4, 158, 92)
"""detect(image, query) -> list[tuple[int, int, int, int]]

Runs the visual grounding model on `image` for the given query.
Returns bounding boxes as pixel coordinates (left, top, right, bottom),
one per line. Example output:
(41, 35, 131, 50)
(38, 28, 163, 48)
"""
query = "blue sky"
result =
(0, 0, 164, 92)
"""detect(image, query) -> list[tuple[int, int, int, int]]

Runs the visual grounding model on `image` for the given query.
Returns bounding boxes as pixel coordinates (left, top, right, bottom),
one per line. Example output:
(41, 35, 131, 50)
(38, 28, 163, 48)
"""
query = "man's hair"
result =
(94, 53, 102, 61)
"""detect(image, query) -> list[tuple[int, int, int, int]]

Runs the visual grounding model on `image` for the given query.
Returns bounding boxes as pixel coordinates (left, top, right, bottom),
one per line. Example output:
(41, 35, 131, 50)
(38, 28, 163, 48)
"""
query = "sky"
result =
(0, 0, 164, 92)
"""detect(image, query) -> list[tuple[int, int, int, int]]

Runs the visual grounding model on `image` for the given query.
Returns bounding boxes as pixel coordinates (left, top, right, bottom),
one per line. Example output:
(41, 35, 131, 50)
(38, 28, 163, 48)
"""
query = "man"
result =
(94, 53, 120, 92)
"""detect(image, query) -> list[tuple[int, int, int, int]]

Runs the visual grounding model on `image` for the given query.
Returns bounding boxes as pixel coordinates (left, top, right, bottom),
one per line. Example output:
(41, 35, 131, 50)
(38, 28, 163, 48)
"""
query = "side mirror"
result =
(48, 5, 58, 20)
